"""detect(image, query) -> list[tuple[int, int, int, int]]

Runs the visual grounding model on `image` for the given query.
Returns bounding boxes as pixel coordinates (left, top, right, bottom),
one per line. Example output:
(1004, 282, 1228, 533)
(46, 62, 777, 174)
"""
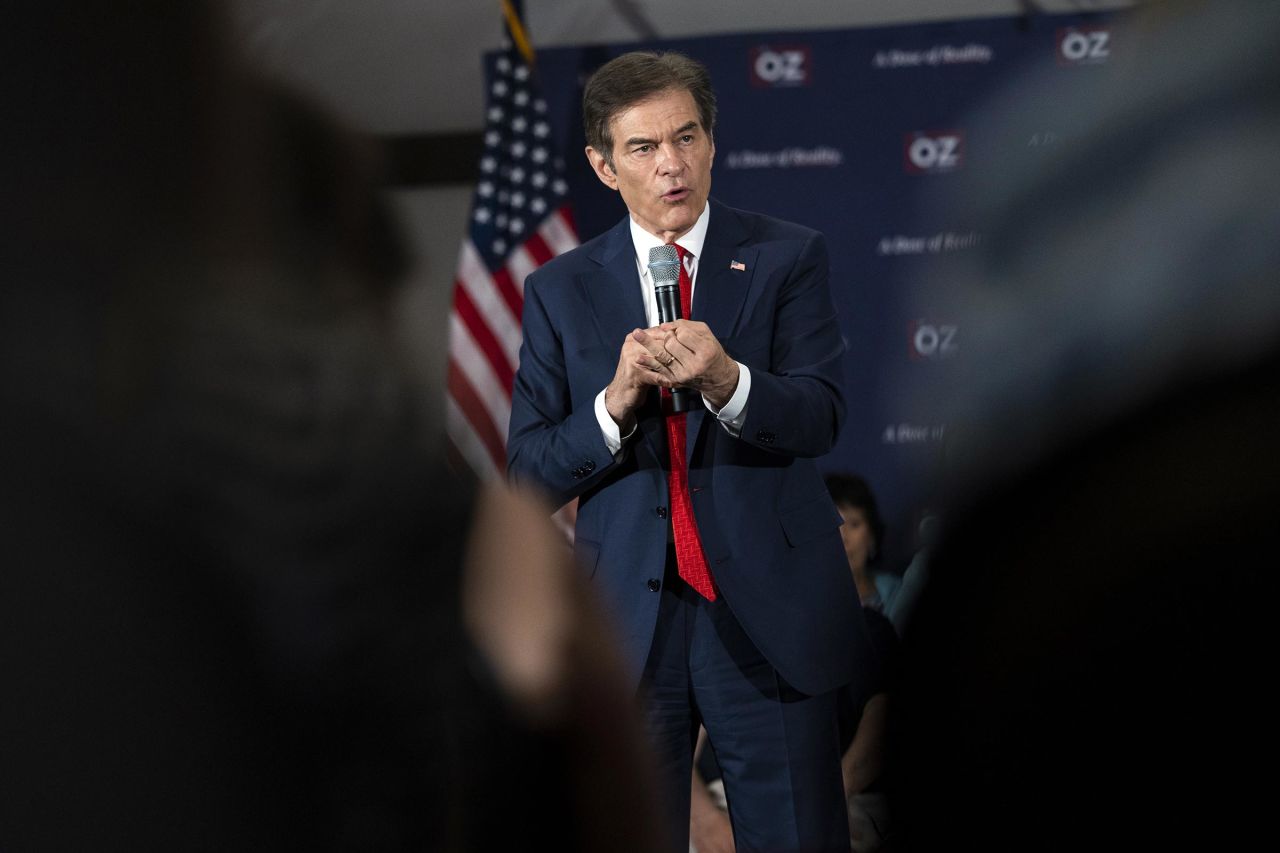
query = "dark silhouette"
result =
(1, 4, 660, 850)
(887, 2, 1280, 850)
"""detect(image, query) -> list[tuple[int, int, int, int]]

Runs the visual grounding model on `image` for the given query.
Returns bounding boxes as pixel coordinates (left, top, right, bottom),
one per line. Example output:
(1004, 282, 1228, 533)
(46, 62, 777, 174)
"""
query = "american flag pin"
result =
(729, 260, 746, 271)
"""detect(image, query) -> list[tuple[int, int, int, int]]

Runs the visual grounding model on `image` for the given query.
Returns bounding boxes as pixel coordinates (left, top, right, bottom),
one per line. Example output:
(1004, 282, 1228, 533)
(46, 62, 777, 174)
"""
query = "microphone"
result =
(647, 244, 692, 413)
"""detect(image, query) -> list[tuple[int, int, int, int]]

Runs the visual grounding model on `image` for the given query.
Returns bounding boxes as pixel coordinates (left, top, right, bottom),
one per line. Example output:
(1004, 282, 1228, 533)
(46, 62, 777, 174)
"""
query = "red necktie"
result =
(663, 244, 717, 601)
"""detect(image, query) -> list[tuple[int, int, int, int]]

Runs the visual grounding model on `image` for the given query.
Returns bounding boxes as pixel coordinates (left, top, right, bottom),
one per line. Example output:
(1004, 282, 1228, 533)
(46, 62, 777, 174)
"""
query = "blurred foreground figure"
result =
(0, 4, 660, 850)
(888, 1, 1280, 850)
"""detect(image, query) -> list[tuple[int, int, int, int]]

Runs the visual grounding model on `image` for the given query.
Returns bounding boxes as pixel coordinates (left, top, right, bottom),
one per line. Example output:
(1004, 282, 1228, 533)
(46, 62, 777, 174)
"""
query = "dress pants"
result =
(641, 548, 850, 852)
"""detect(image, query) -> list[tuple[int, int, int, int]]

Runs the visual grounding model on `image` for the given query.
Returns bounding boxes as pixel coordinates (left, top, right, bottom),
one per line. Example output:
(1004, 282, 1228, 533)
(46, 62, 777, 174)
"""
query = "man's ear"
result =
(585, 146, 618, 191)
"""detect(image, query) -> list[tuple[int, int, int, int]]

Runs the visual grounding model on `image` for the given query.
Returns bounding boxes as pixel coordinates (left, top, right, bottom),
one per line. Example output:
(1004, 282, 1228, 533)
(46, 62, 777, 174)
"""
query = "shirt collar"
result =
(629, 202, 711, 270)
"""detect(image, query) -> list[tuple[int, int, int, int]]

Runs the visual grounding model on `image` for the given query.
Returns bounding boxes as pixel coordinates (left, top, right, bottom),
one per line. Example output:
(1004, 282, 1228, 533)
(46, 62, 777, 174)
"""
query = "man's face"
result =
(585, 88, 714, 243)
(836, 503, 874, 574)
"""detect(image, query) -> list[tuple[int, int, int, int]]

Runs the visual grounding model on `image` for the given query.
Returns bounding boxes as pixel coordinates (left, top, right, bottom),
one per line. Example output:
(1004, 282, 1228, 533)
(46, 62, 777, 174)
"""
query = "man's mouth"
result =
(661, 187, 690, 202)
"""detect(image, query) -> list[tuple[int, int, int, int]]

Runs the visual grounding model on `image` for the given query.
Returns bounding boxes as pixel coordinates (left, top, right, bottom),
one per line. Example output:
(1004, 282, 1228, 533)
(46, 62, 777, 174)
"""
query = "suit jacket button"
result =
(655, 506, 668, 519)
(583, 459, 596, 473)
(571, 467, 583, 479)
(647, 578, 661, 592)
(756, 429, 776, 445)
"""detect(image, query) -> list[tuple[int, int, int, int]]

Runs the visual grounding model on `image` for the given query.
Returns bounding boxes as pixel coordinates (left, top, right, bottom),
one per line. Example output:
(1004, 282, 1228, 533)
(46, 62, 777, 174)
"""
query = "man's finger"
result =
(665, 327, 700, 358)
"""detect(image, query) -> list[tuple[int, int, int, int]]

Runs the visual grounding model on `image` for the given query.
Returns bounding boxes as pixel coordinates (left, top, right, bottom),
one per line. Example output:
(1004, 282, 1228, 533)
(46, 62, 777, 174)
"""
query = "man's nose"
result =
(656, 145, 684, 174)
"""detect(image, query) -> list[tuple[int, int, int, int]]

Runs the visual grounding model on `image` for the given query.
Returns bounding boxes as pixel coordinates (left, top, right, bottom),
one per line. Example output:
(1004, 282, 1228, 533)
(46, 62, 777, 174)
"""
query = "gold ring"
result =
(659, 352, 674, 366)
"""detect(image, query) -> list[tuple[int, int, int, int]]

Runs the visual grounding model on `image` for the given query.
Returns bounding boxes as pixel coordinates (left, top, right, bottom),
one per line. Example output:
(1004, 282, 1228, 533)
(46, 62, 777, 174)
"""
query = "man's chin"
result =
(658, 200, 704, 227)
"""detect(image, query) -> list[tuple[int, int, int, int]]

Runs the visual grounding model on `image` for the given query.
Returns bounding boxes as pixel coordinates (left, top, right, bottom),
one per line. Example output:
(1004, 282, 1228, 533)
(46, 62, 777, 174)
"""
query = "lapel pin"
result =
(729, 260, 746, 271)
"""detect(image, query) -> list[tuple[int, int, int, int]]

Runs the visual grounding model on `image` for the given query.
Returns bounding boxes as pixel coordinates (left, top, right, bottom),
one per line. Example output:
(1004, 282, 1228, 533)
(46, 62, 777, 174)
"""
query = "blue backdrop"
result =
(530, 10, 1123, 569)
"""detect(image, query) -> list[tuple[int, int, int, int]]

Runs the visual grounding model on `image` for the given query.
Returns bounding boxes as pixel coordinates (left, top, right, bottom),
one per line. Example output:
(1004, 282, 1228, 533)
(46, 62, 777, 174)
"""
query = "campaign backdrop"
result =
(529, 11, 1124, 569)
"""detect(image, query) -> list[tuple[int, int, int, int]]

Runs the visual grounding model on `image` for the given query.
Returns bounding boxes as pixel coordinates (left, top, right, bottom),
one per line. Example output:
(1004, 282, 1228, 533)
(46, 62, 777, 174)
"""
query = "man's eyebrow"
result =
(624, 122, 700, 148)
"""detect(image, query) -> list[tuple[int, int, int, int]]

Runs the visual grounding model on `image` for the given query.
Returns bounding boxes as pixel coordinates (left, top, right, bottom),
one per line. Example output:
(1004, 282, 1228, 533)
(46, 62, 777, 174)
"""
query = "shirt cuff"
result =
(595, 388, 636, 458)
(704, 362, 750, 437)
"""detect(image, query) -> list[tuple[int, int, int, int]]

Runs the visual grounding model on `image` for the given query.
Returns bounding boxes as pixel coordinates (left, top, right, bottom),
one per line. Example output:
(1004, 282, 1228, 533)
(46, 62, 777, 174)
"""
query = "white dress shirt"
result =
(594, 203, 752, 455)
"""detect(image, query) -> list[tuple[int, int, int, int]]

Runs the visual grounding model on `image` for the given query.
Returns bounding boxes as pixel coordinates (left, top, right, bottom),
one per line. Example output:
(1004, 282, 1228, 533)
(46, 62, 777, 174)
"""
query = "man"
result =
(507, 50, 867, 851)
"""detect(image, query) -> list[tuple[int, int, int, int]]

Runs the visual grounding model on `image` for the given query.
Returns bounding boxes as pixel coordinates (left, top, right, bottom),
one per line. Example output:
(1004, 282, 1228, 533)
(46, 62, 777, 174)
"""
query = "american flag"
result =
(446, 0, 578, 480)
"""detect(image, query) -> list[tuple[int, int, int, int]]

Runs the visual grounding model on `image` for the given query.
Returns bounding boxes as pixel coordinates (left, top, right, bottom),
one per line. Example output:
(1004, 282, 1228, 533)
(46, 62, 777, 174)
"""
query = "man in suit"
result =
(507, 51, 866, 852)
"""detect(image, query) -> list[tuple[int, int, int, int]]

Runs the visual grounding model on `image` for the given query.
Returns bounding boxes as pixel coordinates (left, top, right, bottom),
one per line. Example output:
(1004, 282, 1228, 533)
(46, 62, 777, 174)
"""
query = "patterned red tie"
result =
(663, 244, 717, 601)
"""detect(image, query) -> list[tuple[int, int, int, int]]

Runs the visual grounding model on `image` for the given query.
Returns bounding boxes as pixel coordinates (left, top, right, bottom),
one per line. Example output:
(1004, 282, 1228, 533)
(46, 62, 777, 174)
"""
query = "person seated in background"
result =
(825, 474, 898, 852)
(824, 473, 899, 617)
(0, 4, 662, 850)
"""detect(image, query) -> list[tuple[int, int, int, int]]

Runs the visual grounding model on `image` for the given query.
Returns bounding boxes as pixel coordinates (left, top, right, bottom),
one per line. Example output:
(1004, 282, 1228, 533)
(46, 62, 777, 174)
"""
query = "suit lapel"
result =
(583, 217, 646, 349)
(686, 201, 757, 460)
(583, 216, 666, 463)
(692, 200, 756, 339)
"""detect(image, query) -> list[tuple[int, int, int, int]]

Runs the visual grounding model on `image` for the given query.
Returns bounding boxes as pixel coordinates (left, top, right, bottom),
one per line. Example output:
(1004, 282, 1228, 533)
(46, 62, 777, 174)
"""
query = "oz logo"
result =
(908, 320, 958, 361)
(904, 131, 964, 174)
(1057, 27, 1111, 64)
(750, 46, 811, 87)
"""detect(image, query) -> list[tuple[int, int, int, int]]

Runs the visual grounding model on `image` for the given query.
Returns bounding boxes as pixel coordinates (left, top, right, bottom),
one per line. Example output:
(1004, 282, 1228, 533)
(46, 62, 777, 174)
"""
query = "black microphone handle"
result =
(669, 388, 694, 413)
(654, 283, 693, 413)
(654, 283, 681, 326)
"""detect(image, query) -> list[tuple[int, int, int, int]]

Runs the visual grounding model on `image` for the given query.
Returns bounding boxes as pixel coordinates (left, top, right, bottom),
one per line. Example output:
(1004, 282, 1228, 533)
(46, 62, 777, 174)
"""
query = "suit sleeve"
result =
(506, 268, 617, 508)
(737, 230, 846, 458)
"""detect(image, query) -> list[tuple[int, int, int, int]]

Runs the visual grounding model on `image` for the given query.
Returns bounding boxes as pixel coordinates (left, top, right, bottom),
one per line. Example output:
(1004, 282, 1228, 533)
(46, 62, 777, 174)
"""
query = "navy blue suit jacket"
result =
(507, 199, 867, 697)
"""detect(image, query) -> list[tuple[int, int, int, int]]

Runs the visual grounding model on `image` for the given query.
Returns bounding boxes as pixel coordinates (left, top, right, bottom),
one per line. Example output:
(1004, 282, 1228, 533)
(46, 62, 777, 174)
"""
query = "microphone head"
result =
(647, 244, 680, 286)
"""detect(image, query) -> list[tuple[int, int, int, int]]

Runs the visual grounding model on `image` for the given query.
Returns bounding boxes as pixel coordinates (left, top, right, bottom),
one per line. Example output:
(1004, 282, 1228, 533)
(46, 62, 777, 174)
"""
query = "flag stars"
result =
(464, 28, 574, 271)
(451, 14, 581, 473)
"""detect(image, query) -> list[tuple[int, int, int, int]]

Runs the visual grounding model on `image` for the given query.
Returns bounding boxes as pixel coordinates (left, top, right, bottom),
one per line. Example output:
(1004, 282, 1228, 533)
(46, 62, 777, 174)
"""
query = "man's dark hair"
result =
(825, 473, 886, 559)
(582, 50, 717, 168)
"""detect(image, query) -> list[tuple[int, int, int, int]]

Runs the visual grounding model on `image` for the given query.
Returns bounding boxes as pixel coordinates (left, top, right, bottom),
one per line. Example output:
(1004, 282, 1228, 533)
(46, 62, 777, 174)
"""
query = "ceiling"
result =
(230, 0, 1130, 135)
